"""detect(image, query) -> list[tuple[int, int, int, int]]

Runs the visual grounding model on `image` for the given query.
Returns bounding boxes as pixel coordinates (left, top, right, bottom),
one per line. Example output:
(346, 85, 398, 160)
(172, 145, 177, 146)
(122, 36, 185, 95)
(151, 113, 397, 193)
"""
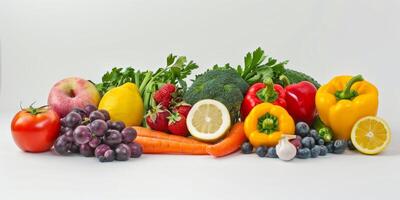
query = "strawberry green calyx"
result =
(167, 112, 182, 125)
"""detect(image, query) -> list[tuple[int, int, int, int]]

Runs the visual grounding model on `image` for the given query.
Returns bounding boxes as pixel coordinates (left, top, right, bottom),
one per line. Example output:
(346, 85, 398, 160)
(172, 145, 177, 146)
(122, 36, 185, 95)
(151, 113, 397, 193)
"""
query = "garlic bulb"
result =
(276, 135, 297, 161)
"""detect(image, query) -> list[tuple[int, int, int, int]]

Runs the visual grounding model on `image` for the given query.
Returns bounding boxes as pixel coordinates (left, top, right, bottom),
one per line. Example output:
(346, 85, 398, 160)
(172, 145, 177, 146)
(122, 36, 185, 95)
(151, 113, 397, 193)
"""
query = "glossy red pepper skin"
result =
(284, 81, 317, 126)
(240, 83, 286, 120)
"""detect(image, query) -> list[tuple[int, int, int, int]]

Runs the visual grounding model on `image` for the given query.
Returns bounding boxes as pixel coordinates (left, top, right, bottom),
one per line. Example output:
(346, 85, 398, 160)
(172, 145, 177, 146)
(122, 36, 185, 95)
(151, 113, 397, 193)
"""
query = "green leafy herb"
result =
(211, 47, 320, 88)
(96, 54, 198, 112)
(237, 47, 289, 85)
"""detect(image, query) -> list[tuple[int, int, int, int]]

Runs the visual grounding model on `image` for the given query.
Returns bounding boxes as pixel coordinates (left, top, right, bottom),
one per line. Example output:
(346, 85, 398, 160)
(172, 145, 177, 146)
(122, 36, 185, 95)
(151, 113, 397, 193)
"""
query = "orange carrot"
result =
(132, 126, 204, 144)
(206, 122, 247, 157)
(135, 136, 209, 155)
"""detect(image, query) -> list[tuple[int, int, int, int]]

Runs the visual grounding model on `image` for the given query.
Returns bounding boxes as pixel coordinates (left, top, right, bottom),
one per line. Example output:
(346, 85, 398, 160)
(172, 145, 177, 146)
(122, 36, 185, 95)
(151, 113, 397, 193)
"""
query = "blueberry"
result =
(310, 129, 320, 140)
(301, 137, 315, 149)
(296, 148, 311, 159)
(317, 138, 325, 145)
(295, 122, 310, 137)
(241, 142, 253, 154)
(347, 140, 356, 151)
(325, 142, 334, 153)
(311, 146, 321, 158)
(255, 146, 268, 157)
(319, 145, 328, 156)
(267, 147, 278, 158)
(71, 108, 88, 118)
(333, 140, 346, 154)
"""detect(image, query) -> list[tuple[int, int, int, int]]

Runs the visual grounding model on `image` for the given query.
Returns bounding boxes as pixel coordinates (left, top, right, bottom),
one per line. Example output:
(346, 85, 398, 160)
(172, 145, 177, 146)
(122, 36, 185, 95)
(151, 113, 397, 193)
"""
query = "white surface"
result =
(1, 0, 400, 200)
(1, 112, 400, 200)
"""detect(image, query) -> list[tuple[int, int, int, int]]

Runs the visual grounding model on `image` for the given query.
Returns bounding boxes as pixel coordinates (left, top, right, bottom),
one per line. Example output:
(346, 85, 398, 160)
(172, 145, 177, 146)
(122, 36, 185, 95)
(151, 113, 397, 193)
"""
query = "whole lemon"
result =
(98, 83, 144, 126)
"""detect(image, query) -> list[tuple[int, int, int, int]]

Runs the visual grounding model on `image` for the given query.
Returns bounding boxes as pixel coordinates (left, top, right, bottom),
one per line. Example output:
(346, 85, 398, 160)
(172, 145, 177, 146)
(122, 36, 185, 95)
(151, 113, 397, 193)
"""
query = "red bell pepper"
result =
(280, 76, 317, 126)
(240, 79, 286, 120)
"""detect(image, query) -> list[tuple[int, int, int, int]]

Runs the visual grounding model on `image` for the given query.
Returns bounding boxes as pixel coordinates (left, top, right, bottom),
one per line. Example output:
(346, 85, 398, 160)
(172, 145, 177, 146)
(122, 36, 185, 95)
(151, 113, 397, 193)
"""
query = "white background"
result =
(1, 0, 399, 200)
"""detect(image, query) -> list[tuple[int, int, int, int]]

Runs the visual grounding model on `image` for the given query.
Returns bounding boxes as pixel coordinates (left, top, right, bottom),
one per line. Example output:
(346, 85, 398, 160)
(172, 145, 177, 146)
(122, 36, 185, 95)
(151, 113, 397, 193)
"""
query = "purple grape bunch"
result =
(53, 105, 142, 162)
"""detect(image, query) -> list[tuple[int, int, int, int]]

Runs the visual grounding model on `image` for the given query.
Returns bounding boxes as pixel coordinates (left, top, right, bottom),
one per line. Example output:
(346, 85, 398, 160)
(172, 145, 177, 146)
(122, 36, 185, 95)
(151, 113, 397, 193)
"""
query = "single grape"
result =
(127, 142, 142, 158)
(115, 144, 131, 161)
(98, 109, 110, 121)
(60, 118, 67, 127)
(104, 130, 122, 146)
(95, 144, 112, 158)
(64, 128, 75, 142)
(89, 111, 105, 122)
(84, 104, 97, 115)
(71, 108, 88, 118)
(65, 112, 82, 128)
(60, 126, 71, 134)
(88, 137, 101, 148)
(121, 127, 137, 143)
(54, 135, 70, 155)
(80, 144, 94, 157)
(73, 125, 92, 144)
(113, 121, 126, 132)
(89, 119, 108, 137)
(99, 150, 115, 162)
(70, 143, 80, 153)
(106, 120, 114, 130)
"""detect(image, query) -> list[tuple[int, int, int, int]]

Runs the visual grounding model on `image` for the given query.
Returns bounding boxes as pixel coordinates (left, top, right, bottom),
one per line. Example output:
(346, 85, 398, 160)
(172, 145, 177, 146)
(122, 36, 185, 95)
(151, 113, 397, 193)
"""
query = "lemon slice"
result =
(186, 99, 231, 142)
(351, 116, 391, 155)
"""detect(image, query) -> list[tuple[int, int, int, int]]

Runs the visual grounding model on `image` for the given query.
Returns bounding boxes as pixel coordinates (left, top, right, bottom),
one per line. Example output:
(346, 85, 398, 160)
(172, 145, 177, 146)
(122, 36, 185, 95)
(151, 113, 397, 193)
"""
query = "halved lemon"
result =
(186, 99, 231, 142)
(351, 116, 391, 155)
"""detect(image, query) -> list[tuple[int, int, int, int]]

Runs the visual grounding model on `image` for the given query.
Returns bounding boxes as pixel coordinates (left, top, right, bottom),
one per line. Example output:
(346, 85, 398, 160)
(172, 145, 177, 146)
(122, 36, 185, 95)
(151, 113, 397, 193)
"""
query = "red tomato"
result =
(11, 106, 60, 152)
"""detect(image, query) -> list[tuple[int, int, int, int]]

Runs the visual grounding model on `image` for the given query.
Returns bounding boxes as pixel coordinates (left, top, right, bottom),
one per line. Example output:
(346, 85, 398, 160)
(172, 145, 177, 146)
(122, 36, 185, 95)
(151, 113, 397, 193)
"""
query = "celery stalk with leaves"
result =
(96, 54, 198, 112)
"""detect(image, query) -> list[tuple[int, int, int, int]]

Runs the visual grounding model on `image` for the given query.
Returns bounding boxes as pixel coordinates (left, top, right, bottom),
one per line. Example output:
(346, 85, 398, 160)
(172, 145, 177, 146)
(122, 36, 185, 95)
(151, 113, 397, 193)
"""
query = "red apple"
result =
(48, 77, 101, 117)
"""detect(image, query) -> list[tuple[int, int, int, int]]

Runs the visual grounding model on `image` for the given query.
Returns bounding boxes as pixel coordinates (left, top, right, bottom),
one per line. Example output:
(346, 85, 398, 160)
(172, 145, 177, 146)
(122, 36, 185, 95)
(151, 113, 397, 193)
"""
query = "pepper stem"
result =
(279, 75, 291, 87)
(257, 113, 279, 134)
(335, 75, 364, 100)
(256, 78, 278, 103)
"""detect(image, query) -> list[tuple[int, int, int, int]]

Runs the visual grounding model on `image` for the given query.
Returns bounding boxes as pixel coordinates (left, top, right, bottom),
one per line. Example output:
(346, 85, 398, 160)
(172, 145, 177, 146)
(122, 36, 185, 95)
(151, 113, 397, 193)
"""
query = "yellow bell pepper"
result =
(244, 103, 295, 147)
(315, 75, 378, 140)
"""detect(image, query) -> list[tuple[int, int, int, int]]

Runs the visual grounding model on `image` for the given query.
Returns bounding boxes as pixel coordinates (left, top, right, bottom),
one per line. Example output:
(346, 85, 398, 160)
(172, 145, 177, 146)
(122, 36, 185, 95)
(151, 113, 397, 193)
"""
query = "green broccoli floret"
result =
(281, 68, 321, 88)
(183, 68, 249, 121)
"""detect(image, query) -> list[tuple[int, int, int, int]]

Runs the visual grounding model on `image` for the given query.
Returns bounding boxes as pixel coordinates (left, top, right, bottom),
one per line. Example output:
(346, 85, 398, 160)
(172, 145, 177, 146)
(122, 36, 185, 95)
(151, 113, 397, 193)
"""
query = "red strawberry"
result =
(174, 104, 192, 118)
(153, 83, 176, 109)
(145, 106, 170, 132)
(167, 112, 189, 137)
